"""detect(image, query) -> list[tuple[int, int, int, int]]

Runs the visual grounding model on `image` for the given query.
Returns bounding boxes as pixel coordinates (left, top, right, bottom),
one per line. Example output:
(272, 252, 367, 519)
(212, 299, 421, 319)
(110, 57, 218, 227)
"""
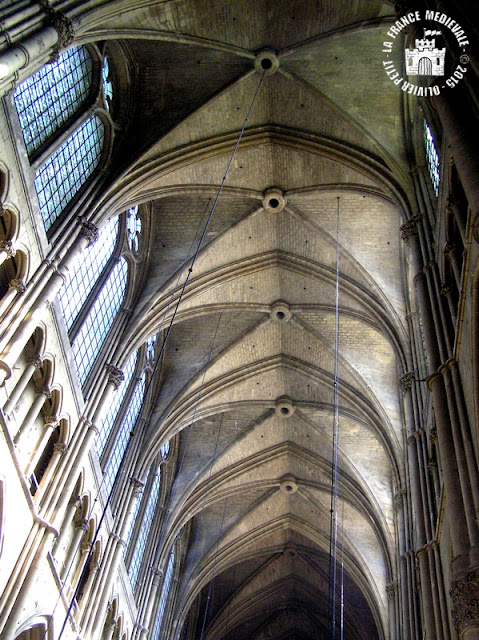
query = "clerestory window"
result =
(72, 257, 128, 386)
(152, 548, 176, 640)
(97, 350, 138, 458)
(34, 115, 105, 231)
(127, 467, 162, 590)
(103, 372, 146, 494)
(58, 216, 119, 331)
(13, 46, 93, 156)
(12, 46, 114, 233)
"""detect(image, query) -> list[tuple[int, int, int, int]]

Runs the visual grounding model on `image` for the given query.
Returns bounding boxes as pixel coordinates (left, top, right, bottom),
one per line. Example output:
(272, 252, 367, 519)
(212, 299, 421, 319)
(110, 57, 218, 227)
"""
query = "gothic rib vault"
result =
(1, 0, 452, 638)
(86, 3, 411, 639)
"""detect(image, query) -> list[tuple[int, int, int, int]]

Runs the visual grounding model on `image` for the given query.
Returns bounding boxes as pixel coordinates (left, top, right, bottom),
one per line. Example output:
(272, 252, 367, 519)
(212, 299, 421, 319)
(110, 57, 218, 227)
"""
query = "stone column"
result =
(51, 363, 124, 525)
(13, 386, 51, 448)
(138, 568, 163, 640)
(60, 517, 88, 582)
(82, 477, 144, 637)
(434, 89, 479, 242)
(24, 415, 58, 478)
(0, 278, 25, 318)
(0, 221, 98, 385)
(0, 240, 16, 267)
(52, 497, 80, 561)
(428, 372, 470, 572)
(3, 355, 41, 414)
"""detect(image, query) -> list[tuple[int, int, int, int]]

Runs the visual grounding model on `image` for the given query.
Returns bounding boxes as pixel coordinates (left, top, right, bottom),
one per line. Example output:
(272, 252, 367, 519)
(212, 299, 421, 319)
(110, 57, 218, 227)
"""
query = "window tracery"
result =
(126, 206, 142, 253)
(102, 56, 113, 110)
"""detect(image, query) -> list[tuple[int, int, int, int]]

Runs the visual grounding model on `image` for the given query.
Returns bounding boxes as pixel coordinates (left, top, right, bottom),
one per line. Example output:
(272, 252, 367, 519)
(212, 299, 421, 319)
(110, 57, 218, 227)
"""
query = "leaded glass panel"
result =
(97, 350, 138, 458)
(14, 47, 93, 155)
(103, 373, 146, 494)
(128, 468, 162, 590)
(102, 57, 113, 110)
(58, 216, 119, 330)
(127, 206, 142, 252)
(34, 115, 105, 231)
(152, 549, 175, 640)
(72, 257, 128, 385)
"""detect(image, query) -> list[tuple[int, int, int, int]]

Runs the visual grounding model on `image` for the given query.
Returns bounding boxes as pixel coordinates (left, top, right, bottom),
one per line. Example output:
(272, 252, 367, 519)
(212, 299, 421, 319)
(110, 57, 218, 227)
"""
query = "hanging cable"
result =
(46, 66, 266, 640)
(328, 196, 341, 640)
(42, 199, 211, 640)
(133, 69, 267, 639)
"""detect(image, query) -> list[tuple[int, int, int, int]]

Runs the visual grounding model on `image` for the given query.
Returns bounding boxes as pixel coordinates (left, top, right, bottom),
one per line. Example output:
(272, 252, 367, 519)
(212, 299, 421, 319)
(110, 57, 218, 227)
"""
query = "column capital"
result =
(53, 442, 67, 456)
(9, 278, 25, 293)
(78, 217, 99, 246)
(451, 569, 479, 635)
(106, 364, 124, 389)
(43, 415, 58, 429)
(399, 371, 416, 392)
(400, 217, 420, 243)
(37, 1, 75, 59)
(386, 581, 398, 599)
(394, 490, 406, 512)
(0, 240, 15, 257)
(27, 355, 43, 368)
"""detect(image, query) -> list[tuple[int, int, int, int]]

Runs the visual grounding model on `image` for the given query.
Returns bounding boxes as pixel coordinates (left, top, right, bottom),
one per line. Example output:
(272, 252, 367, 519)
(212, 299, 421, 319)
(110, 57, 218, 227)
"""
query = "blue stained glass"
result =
(103, 373, 146, 494)
(128, 468, 162, 591)
(34, 115, 104, 231)
(102, 56, 113, 110)
(13, 46, 93, 155)
(58, 217, 119, 330)
(72, 257, 128, 385)
(97, 350, 138, 458)
(152, 549, 175, 640)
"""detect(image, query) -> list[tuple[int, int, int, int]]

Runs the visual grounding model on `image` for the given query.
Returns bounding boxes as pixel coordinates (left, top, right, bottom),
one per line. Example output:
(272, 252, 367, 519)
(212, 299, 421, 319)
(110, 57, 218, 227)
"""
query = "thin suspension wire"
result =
(47, 68, 265, 640)
(328, 196, 341, 640)
(43, 200, 211, 640)
(135, 70, 266, 637)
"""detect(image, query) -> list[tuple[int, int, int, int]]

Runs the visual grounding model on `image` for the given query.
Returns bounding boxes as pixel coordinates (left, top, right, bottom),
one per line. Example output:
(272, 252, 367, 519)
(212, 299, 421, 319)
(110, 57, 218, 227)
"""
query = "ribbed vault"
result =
(82, 1, 412, 638)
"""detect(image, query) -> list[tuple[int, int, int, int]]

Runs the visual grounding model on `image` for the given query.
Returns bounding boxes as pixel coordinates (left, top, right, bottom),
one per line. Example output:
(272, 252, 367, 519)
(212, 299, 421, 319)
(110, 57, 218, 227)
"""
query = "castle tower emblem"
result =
(406, 29, 446, 76)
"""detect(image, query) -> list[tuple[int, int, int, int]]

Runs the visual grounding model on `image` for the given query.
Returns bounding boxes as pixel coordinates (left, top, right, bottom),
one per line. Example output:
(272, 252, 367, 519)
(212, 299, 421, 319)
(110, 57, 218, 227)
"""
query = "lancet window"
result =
(12, 45, 115, 232)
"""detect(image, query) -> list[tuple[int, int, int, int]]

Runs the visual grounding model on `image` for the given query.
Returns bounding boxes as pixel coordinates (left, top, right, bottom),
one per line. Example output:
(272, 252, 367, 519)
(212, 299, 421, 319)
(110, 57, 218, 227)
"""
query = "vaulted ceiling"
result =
(85, 1, 412, 638)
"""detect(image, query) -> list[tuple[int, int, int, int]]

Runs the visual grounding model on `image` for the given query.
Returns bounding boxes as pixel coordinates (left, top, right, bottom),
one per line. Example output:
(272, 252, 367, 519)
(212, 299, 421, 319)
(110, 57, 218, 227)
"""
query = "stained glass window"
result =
(128, 468, 162, 590)
(13, 46, 93, 155)
(146, 333, 157, 362)
(58, 216, 119, 330)
(103, 373, 146, 494)
(424, 120, 440, 197)
(127, 206, 142, 252)
(160, 440, 170, 459)
(102, 56, 113, 110)
(97, 350, 138, 458)
(34, 115, 105, 231)
(152, 548, 175, 640)
(72, 257, 128, 385)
